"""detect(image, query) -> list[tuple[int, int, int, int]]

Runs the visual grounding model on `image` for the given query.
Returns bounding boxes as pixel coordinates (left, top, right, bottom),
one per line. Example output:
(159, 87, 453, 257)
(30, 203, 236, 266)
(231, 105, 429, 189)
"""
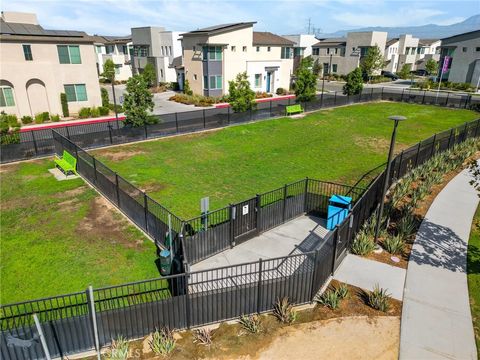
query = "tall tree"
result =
(425, 59, 439, 76)
(361, 45, 385, 81)
(398, 63, 411, 79)
(294, 56, 317, 102)
(228, 72, 256, 113)
(312, 58, 323, 78)
(142, 63, 157, 88)
(123, 75, 155, 127)
(102, 59, 119, 120)
(343, 67, 364, 95)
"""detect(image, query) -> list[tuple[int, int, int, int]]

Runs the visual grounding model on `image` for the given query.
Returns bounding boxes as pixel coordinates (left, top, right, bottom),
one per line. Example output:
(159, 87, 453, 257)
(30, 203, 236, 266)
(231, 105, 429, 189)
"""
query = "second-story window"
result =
(57, 45, 82, 64)
(106, 45, 115, 54)
(312, 48, 319, 56)
(256, 46, 260, 52)
(133, 45, 149, 57)
(281, 47, 292, 59)
(203, 46, 222, 61)
(23, 45, 33, 61)
(231, 46, 236, 52)
(267, 46, 271, 52)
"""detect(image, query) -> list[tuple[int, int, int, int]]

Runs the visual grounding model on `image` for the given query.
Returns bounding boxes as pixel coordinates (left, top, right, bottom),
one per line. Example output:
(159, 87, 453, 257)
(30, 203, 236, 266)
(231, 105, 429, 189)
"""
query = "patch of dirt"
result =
(0, 163, 19, 173)
(353, 135, 409, 154)
(54, 186, 87, 199)
(77, 196, 145, 249)
(100, 150, 145, 162)
(140, 180, 168, 194)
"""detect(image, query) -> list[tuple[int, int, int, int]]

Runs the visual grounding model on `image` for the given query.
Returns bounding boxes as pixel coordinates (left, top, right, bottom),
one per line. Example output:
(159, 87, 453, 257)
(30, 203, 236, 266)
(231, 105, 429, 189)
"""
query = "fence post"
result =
(33, 314, 51, 360)
(309, 249, 320, 301)
(108, 122, 113, 144)
(31, 130, 39, 155)
(144, 192, 149, 234)
(115, 173, 120, 206)
(331, 227, 339, 274)
(227, 106, 230, 124)
(303, 177, 309, 212)
(346, 212, 354, 245)
(414, 141, 421, 167)
(255, 194, 261, 233)
(93, 157, 98, 183)
(229, 204, 235, 247)
(334, 91, 337, 106)
(475, 119, 480, 138)
(381, 87, 384, 99)
(269, 100, 272, 117)
(66, 125, 71, 139)
(422, 90, 426, 104)
(144, 124, 148, 139)
(87, 286, 101, 360)
(400, 88, 405, 102)
(282, 184, 288, 223)
(370, 87, 374, 100)
(463, 122, 469, 141)
(430, 134, 437, 156)
(175, 112, 179, 133)
(257, 258, 263, 313)
(397, 150, 404, 180)
(203, 109, 206, 129)
(445, 92, 450, 107)
(250, 107, 253, 121)
(447, 128, 454, 149)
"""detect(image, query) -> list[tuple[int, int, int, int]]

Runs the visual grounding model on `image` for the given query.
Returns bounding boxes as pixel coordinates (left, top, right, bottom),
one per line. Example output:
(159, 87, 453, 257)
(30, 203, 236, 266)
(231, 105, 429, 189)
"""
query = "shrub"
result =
(239, 314, 261, 333)
(315, 289, 340, 309)
(78, 107, 91, 119)
(183, 79, 193, 95)
(4, 114, 19, 128)
(350, 231, 375, 255)
(276, 87, 286, 95)
(193, 328, 213, 347)
(273, 297, 296, 324)
(21, 115, 33, 124)
(469, 103, 480, 112)
(335, 283, 349, 299)
(90, 107, 100, 117)
(169, 93, 215, 107)
(398, 64, 412, 79)
(51, 114, 60, 122)
(343, 67, 363, 95)
(369, 76, 391, 84)
(101, 87, 110, 107)
(383, 234, 405, 254)
(150, 327, 176, 356)
(396, 213, 417, 239)
(35, 112, 50, 124)
(104, 336, 129, 360)
(255, 91, 273, 99)
(108, 103, 124, 113)
(368, 285, 391, 312)
(60, 93, 69, 117)
(98, 106, 110, 116)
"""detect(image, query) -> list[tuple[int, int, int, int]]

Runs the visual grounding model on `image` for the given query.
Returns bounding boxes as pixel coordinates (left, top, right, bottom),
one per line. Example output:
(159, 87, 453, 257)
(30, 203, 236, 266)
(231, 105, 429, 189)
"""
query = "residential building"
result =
(93, 35, 133, 81)
(282, 34, 318, 70)
(414, 39, 441, 71)
(384, 38, 400, 72)
(312, 31, 388, 75)
(131, 26, 182, 84)
(439, 29, 480, 86)
(0, 11, 101, 117)
(180, 22, 295, 96)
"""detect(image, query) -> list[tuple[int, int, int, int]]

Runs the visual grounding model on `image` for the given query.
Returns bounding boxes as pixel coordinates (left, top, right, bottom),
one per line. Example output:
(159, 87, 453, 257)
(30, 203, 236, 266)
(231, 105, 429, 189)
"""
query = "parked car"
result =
(381, 71, 399, 81)
(410, 69, 429, 76)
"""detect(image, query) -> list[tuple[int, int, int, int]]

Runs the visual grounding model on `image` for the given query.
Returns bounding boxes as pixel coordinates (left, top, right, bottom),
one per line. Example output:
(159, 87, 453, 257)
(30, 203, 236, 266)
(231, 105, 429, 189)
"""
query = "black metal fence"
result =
(2, 88, 479, 164)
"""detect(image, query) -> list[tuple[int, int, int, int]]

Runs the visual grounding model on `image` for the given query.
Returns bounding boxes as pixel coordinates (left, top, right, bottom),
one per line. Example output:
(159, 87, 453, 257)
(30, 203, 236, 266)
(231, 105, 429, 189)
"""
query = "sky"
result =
(2, 0, 479, 36)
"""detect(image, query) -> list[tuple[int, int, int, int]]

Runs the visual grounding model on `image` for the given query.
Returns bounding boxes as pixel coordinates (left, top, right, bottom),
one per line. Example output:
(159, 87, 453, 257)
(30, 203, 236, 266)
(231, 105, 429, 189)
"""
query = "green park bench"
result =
(285, 104, 304, 116)
(54, 150, 77, 175)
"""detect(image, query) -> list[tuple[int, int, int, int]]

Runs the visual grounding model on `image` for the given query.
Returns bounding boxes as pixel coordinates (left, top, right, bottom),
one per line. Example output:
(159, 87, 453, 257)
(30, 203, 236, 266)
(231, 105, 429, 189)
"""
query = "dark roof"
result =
(441, 29, 480, 44)
(312, 38, 346, 47)
(182, 22, 256, 36)
(252, 32, 294, 46)
(170, 55, 183, 69)
(386, 38, 399, 47)
(0, 18, 92, 42)
(418, 38, 439, 46)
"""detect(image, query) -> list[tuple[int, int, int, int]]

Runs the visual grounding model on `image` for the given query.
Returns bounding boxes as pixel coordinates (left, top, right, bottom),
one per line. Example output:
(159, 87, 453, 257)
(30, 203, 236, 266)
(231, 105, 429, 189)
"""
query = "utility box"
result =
(327, 195, 352, 230)
(159, 249, 172, 276)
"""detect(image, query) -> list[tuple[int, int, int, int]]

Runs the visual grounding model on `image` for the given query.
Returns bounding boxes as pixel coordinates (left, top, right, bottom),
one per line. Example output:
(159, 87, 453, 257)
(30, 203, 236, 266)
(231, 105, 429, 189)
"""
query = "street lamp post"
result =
(373, 115, 407, 244)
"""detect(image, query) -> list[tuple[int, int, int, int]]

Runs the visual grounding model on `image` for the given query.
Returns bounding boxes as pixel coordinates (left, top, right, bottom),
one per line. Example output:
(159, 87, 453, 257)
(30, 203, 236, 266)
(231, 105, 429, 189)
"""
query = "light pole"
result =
(374, 115, 407, 244)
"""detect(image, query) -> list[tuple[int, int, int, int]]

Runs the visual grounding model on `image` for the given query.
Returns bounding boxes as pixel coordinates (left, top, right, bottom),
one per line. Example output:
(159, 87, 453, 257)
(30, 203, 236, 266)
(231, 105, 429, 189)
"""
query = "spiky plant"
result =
(104, 336, 129, 360)
(383, 234, 405, 255)
(335, 283, 349, 299)
(315, 289, 340, 309)
(193, 328, 213, 347)
(239, 314, 261, 333)
(368, 285, 391, 312)
(150, 327, 176, 356)
(273, 297, 297, 324)
(351, 231, 376, 256)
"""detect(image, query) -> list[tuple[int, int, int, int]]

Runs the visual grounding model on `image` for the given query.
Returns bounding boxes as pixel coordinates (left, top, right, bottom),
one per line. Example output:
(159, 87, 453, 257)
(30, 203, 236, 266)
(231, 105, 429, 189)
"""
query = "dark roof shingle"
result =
(253, 32, 294, 46)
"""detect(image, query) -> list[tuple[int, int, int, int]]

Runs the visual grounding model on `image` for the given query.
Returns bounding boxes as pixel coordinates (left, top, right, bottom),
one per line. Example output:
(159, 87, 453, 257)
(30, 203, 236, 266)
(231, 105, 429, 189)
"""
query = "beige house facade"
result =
(93, 35, 133, 81)
(181, 22, 295, 96)
(0, 11, 101, 118)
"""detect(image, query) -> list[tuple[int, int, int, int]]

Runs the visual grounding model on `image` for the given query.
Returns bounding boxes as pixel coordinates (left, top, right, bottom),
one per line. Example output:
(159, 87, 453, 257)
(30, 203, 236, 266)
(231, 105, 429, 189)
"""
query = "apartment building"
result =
(93, 35, 133, 81)
(439, 30, 480, 87)
(385, 35, 440, 72)
(282, 34, 318, 70)
(312, 31, 387, 75)
(131, 26, 182, 84)
(0, 11, 101, 117)
(180, 22, 295, 96)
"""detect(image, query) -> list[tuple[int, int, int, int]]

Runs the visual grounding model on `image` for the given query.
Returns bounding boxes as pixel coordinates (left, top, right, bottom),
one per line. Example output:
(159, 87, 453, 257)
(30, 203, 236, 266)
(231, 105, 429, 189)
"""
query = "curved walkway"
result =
(400, 164, 479, 359)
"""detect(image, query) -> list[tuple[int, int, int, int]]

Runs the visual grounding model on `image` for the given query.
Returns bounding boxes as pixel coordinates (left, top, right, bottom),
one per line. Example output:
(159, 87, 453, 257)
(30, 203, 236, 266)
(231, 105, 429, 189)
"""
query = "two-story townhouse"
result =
(439, 30, 480, 87)
(93, 35, 133, 81)
(282, 34, 319, 71)
(131, 26, 182, 84)
(0, 11, 101, 117)
(312, 31, 387, 76)
(180, 22, 294, 97)
(384, 38, 400, 72)
(396, 34, 420, 72)
(414, 39, 441, 72)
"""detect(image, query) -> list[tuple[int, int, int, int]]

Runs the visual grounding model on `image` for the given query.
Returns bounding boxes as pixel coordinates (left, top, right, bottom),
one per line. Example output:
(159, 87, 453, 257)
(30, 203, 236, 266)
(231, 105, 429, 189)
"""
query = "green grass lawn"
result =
(0, 159, 159, 304)
(94, 102, 478, 219)
(468, 205, 480, 350)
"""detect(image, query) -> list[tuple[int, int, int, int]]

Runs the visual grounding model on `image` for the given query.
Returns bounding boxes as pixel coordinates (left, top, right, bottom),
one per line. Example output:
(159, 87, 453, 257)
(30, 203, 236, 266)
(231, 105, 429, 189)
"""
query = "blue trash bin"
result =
(327, 195, 352, 230)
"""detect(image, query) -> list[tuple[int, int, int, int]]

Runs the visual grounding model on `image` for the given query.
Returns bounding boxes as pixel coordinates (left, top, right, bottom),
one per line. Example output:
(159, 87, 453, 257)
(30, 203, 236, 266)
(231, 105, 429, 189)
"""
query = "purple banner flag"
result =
(441, 56, 451, 73)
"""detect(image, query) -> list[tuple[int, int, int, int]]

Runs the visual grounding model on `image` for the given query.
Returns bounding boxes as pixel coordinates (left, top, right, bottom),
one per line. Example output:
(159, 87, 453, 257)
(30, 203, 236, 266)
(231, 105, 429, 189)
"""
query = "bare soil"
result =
(100, 149, 146, 162)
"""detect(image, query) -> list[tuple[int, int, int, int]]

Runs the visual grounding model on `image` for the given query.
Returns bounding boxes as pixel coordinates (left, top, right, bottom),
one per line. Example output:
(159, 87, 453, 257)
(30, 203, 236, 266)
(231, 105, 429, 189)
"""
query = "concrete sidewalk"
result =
(334, 254, 406, 300)
(400, 165, 479, 359)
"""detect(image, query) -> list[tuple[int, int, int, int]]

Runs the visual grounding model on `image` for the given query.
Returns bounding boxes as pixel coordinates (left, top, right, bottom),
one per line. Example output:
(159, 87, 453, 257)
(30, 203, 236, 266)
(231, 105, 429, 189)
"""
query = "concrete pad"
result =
(333, 254, 406, 300)
(48, 167, 79, 181)
(400, 165, 479, 360)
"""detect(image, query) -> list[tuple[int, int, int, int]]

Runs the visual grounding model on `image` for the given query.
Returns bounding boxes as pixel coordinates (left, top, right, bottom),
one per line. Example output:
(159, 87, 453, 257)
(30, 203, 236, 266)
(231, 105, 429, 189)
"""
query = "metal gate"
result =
(233, 197, 258, 245)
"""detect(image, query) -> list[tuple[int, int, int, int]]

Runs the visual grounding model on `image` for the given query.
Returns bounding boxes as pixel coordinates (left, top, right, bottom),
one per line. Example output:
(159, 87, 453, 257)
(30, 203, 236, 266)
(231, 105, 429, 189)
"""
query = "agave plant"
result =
(315, 289, 340, 309)
(104, 336, 129, 360)
(350, 231, 376, 256)
(368, 285, 391, 312)
(335, 283, 349, 300)
(193, 328, 214, 347)
(150, 327, 176, 356)
(239, 314, 261, 333)
(396, 213, 417, 239)
(383, 234, 405, 255)
(273, 297, 297, 324)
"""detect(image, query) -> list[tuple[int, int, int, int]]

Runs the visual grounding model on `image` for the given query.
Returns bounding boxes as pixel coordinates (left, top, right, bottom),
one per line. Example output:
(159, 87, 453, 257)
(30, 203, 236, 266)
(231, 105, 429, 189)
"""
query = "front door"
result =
(266, 72, 271, 93)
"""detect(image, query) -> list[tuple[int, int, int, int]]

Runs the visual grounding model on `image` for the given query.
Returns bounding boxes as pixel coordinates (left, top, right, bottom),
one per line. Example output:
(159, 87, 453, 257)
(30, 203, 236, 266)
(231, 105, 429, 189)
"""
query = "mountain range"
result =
(317, 14, 480, 39)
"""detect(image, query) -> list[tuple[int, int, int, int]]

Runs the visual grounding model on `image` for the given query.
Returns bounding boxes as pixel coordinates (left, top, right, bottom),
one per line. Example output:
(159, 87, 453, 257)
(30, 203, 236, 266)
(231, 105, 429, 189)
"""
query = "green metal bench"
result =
(285, 104, 304, 115)
(54, 150, 77, 175)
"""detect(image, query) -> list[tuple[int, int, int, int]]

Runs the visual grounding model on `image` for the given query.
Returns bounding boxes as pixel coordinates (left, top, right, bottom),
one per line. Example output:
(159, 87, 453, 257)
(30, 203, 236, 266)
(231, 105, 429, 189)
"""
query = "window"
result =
(194, 74, 197, 80)
(95, 45, 103, 54)
(312, 48, 319, 56)
(0, 87, 15, 107)
(360, 47, 369, 57)
(208, 75, 222, 89)
(204, 46, 222, 61)
(463, 47, 468, 52)
(476, 47, 480, 52)
(256, 46, 260, 52)
(332, 64, 338, 73)
(122, 45, 128, 54)
(231, 46, 236, 52)
(115, 64, 122, 75)
(57, 45, 81, 64)
(203, 75, 208, 89)
(281, 47, 291, 59)
(323, 63, 329, 74)
(64, 84, 87, 102)
(334, 48, 338, 55)
(169, 46, 172, 55)
(193, 46, 196, 52)
(133, 45, 149, 57)
(105, 45, 115, 54)
(326, 48, 330, 55)
(267, 46, 271, 52)
(254, 74, 262, 88)
(294, 48, 304, 56)
(243, 46, 247, 52)
(160, 69, 163, 78)
(23, 45, 33, 61)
